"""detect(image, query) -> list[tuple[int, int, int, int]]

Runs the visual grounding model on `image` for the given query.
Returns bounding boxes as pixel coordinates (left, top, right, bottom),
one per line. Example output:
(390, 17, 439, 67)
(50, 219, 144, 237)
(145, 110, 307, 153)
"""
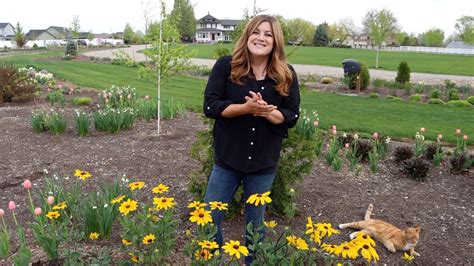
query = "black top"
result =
(203, 55, 300, 174)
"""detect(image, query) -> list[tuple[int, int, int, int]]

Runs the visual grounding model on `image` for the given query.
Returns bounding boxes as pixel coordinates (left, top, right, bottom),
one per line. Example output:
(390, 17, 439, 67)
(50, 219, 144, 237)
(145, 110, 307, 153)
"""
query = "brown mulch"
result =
(0, 86, 473, 265)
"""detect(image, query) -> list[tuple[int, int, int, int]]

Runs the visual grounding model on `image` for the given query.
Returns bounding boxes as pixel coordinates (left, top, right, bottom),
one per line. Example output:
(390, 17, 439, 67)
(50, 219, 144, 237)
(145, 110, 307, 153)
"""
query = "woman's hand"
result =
(245, 91, 276, 117)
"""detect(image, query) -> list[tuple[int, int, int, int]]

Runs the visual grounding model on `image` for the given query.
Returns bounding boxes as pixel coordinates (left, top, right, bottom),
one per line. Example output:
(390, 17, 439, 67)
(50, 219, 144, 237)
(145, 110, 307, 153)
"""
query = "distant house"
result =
(195, 13, 241, 43)
(0, 23, 15, 40)
(446, 41, 474, 49)
(25, 30, 56, 40)
(344, 34, 372, 48)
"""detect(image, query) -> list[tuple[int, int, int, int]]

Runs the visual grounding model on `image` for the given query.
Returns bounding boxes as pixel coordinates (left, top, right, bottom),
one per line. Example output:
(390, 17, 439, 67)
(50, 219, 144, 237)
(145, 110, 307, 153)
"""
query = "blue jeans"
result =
(204, 164, 276, 263)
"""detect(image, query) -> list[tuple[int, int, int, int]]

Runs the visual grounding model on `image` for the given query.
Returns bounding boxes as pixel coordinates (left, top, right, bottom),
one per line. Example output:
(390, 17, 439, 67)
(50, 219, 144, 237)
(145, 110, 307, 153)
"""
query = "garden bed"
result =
(0, 87, 473, 265)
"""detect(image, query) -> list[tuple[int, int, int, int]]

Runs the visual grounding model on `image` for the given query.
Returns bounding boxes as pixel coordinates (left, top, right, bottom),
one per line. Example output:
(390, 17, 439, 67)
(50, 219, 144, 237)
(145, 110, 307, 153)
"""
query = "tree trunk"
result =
(375, 47, 380, 69)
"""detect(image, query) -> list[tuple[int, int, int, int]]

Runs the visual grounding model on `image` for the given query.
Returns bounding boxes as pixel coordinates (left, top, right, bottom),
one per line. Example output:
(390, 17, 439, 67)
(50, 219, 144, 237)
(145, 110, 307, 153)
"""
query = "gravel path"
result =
(84, 45, 474, 85)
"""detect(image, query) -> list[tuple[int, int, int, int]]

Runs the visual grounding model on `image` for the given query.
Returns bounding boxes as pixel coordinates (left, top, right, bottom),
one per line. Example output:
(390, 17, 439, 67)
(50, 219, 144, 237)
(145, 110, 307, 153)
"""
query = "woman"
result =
(203, 14, 300, 261)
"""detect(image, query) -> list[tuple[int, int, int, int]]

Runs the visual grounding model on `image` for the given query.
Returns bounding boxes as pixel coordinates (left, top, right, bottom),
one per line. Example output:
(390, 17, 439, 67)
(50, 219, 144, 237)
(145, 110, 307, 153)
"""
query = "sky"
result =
(1, 0, 473, 37)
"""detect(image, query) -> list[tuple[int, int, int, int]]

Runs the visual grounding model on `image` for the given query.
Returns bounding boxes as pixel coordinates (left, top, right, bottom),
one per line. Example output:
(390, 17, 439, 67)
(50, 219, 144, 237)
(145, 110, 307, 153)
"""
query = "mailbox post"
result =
(342, 59, 361, 94)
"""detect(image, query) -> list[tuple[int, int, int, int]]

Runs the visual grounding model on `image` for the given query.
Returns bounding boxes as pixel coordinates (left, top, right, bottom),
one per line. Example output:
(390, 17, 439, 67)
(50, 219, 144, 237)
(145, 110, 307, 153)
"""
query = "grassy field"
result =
(1, 53, 472, 144)
(186, 43, 474, 76)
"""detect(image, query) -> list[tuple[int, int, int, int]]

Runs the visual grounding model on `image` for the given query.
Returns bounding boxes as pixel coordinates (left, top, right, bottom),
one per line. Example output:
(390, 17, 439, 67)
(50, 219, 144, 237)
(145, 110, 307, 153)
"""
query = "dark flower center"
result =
(233, 245, 239, 249)
(363, 244, 369, 249)
(125, 204, 130, 208)
(199, 214, 204, 218)
(257, 194, 262, 197)
(343, 246, 350, 250)
(162, 199, 167, 203)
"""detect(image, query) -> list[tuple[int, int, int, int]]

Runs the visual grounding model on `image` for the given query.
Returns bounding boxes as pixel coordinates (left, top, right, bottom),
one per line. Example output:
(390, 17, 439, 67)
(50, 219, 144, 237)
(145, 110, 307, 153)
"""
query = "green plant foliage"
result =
(212, 43, 231, 59)
(410, 94, 422, 102)
(369, 93, 379, 98)
(447, 88, 460, 101)
(74, 110, 90, 137)
(134, 98, 157, 122)
(447, 100, 471, 107)
(428, 98, 445, 105)
(161, 98, 186, 119)
(44, 110, 67, 135)
(395, 61, 410, 87)
(449, 153, 473, 174)
(342, 62, 370, 90)
(430, 89, 441, 99)
(372, 78, 385, 88)
(467, 96, 474, 105)
(46, 89, 65, 107)
(31, 111, 47, 133)
(65, 41, 77, 56)
(71, 97, 92, 106)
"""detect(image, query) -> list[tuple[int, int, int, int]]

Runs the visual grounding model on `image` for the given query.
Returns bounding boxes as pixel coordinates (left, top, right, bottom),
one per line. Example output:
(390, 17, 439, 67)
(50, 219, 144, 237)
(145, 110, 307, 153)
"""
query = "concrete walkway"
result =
(84, 45, 474, 85)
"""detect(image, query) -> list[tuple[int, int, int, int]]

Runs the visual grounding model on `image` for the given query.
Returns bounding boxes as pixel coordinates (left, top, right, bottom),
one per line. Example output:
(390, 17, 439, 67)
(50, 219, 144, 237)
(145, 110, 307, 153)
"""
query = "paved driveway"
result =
(84, 45, 474, 85)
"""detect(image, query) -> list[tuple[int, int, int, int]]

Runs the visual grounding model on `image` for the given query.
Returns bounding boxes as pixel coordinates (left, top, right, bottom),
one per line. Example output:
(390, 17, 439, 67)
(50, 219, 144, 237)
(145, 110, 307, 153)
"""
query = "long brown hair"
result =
(230, 15, 293, 96)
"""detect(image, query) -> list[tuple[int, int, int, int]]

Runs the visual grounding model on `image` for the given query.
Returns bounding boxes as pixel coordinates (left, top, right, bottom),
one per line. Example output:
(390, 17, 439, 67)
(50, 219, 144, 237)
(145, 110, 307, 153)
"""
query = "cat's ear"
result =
(414, 225, 421, 232)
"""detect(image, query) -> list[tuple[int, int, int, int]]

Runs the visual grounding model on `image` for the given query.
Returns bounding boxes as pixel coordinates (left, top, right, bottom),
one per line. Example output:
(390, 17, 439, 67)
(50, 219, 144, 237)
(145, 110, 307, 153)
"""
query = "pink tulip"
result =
(455, 128, 461, 135)
(313, 121, 319, 127)
(145, 95, 150, 100)
(332, 129, 337, 135)
(438, 134, 443, 140)
(23, 179, 32, 189)
(344, 143, 350, 149)
(331, 125, 337, 131)
(373, 132, 379, 139)
(420, 127, 425, 133)
(47, 196, 55, 205)
(58, 84, 63, 89)
(0, 209, 4, 217)
(34, 207, 42, 216)
(8, 201, 16, 210)
(127, 94, 132, 100)
(464, 135, 468, 141)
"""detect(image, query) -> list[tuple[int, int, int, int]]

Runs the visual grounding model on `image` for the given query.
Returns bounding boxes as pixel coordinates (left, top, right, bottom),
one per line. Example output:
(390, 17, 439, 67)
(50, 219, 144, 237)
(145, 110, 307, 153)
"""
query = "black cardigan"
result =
(203, 55, 300, 174)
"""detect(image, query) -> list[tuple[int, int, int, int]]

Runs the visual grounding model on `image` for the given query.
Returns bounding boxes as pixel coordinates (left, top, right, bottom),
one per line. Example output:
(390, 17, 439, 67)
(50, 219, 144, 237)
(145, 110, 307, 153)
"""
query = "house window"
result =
(200, 24, 205, 28)
(224, 25, 230, 29)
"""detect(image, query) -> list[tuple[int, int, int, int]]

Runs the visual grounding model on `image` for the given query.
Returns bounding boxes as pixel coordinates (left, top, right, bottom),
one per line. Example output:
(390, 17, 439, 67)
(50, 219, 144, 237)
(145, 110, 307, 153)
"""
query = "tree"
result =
(123, 23, 135, 44)
(231, 6, 266, 43)
(14, 22, 26, 49)
(419, 28, 445, 47)
(286, 18, 315, 45)
(170, 0, 196, 42)
(141, 0, 193, 134)
(455, 15, 474, 44)
(70, 15, 81, 39)
(363, 8, 399, 68)
(313, 23, 329, 46)
(327, 18, 356, 44)
(394, 31, 408, 46)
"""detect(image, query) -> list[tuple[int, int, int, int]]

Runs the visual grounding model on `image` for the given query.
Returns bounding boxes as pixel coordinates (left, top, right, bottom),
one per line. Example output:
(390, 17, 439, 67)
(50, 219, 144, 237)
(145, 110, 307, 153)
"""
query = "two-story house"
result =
(25, 26, 71, 41)
(0, 23, 15, 40)
(195, 14, 240, 43)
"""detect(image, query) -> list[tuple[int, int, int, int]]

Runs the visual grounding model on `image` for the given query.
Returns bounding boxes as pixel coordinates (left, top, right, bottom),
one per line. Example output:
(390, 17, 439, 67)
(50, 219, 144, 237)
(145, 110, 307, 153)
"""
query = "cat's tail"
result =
(365, 203, 374, 220)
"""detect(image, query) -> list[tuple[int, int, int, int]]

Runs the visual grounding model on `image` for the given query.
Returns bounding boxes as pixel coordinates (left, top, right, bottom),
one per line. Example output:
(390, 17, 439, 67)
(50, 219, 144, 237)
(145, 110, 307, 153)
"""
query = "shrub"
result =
(111, 50, 138, 67)
(0, 64, 37, 103)
(74, 110, 90, 137)
(395, 61, 410, 87)
(100, 85, 137, 109)
(46, 89, 65, 107)
(450, 153, 472, 174)
(424, 143, 440, 160)
(410, 94, 422, 102)
(400, 157, 431, 181)
(428, 98, 445, 105)
(385, 95, 394, 100)
(394, 145, 414, 163)
(430, 89, 441, 99)
(444, 79, 456, 90)
(343, 61, 370, 90)
(386, 96, 403, 101)
(355, 139, 372, 162)
(135, 98, 157, 122)
(467, 96, 474, 105)
(71, 97, 92, 106)
(213, 43, 231, 59)
(447, 88, 460, 101)
(447, 100, 471, 107)
(372, 78, 385, 88)
(320, 77, 333, 84)
(65, 41, 77, 56)
(369, 93, 378, 98)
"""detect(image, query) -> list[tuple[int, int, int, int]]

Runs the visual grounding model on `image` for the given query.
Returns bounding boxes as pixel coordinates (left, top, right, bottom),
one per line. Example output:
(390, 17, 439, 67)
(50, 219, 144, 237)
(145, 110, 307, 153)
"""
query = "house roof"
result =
(25, 30, 55, 40)
(0, 23, 14, 29)
(221, 20, 240, 26)
(446, 41, 474, 49)
(46, 26, 72, 38)
(197, 14, 221, 23)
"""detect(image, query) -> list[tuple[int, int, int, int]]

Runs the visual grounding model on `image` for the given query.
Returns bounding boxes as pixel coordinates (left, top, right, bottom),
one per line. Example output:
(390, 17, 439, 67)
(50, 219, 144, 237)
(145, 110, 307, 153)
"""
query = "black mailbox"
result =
(342, 59, 361, 75)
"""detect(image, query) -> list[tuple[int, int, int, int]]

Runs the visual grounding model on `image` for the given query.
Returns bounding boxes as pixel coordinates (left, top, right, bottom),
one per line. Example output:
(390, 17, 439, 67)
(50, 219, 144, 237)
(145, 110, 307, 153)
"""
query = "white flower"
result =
(343, 133, 347, 138)
(385, 137, 391, 144)
(354, 134, 359, 140)
(104, 204, 108, 208)
(48, 191, 53, 195)
(92, 206, 97, 209)
(44, 169, 49, 174)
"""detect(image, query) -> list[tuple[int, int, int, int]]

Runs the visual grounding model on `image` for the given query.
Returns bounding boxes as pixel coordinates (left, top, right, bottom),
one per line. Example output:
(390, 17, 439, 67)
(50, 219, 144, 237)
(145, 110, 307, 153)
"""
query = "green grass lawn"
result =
(1, 54, 472, 144)
(186, 44, 474, 76)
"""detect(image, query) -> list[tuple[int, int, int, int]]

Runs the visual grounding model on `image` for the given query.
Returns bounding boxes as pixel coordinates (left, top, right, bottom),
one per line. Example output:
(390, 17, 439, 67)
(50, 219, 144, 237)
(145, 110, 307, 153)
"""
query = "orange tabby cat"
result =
(338, 204, 421, 256)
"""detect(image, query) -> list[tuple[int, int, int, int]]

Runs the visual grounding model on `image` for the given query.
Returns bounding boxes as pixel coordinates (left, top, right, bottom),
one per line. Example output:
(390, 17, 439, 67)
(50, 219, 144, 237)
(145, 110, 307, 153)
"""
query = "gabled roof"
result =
(446, 41, 474, 49)
(0, 23, 14, 29)
(221, 19, 240, 26)
(25, 30, 55, 40)
(197, 14, 221, 23)
(46, 26, 71, 38)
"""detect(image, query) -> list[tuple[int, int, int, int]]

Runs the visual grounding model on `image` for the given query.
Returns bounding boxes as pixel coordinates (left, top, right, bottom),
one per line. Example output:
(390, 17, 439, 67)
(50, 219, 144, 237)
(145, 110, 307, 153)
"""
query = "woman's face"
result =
(247, 21, 274, 59)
